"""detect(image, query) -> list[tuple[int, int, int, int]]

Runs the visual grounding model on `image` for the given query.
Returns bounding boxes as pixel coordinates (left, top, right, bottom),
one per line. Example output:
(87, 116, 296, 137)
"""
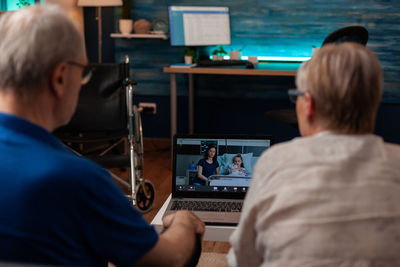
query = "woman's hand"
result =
(197, 166, 208, 182)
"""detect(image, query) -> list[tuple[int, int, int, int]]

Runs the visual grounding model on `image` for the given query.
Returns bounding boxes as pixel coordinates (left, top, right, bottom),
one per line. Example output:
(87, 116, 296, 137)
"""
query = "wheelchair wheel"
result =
(135, 180, 155, 213)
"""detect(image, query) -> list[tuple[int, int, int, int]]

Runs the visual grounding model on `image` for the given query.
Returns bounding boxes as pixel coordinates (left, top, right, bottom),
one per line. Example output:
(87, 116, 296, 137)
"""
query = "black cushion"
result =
(322, 25, 368, 47)
(59, 63, 128, 133)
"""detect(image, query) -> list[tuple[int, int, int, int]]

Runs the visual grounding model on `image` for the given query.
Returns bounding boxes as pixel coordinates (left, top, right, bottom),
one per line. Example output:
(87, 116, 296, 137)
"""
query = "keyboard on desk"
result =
(197, 59, 254, 69)
(171, 200, 242, 212)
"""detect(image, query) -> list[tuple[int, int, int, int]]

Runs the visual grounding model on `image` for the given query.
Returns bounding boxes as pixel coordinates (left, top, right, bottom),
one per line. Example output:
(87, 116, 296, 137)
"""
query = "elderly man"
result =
(228, 43, 400, 266)
(0, 6, 204, 266)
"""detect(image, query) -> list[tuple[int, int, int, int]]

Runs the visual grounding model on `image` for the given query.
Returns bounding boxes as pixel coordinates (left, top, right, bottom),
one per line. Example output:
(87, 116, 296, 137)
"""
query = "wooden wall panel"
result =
(112, 0, 400, 101)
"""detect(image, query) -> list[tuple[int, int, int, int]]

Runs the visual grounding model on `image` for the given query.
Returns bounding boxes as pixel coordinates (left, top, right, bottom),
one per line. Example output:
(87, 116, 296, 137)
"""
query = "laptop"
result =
(163, 134, 273, 225)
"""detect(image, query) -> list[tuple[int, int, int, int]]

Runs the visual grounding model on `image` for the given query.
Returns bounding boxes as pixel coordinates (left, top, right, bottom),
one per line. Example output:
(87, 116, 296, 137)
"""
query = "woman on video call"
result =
(195, 145, 220, 186)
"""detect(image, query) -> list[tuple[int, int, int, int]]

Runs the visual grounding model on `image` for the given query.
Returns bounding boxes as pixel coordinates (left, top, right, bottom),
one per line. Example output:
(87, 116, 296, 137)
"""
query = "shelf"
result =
(110, 33, 168, 40)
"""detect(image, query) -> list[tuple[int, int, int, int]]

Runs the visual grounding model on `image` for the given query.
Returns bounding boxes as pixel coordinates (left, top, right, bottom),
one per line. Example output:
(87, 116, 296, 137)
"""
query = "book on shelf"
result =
(170, 63, 197, 68)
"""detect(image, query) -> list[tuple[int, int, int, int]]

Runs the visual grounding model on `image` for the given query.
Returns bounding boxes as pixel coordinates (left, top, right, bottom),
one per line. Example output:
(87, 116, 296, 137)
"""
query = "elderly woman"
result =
(229, 43, 400, 267)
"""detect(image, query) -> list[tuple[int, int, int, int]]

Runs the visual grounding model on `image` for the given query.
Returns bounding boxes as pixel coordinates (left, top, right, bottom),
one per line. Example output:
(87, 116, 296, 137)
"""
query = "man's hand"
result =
(136, 210, 205, 267)
(162, 210, 205, 239)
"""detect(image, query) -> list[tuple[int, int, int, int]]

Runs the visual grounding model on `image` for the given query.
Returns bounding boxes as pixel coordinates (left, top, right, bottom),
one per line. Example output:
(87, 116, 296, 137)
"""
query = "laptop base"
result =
(151, 194, 236, 242)
(164, 198, 242, 225)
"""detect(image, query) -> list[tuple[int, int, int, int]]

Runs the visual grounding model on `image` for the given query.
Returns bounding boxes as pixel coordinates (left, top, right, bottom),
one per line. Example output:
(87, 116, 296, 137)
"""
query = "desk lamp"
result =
(78, 0, 122, 63)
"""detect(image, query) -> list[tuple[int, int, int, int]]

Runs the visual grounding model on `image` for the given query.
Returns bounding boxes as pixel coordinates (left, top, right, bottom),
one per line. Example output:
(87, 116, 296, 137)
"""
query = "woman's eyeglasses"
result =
(67, 61, 93, 85)
(287, 89, 305, 103)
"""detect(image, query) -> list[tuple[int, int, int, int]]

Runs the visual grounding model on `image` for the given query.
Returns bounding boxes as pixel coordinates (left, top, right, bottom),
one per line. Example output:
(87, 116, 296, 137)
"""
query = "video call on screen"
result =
(175, 138, 271, 193)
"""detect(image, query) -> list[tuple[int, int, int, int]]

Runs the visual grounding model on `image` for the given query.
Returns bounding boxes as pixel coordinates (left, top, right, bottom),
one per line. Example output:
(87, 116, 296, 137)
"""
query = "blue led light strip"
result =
(241, 56, 310, 62)
(210, 55, 311, 62)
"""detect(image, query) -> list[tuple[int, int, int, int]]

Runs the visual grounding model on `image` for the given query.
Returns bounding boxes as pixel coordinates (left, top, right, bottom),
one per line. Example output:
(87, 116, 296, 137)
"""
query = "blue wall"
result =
(83, 0, 400, 143)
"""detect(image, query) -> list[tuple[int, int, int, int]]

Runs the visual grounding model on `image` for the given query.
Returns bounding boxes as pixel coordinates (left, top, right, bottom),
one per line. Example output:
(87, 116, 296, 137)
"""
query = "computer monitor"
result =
(168, 6, 231, 46)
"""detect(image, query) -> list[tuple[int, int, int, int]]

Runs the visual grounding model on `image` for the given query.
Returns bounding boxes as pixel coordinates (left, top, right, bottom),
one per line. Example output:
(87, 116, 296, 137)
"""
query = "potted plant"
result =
(211, 46, 227, 60)
(184, 47, 196, 64)
(229, 45, 245, 60)
(119, 0, 133, 35)
(16, 0, 31, 8)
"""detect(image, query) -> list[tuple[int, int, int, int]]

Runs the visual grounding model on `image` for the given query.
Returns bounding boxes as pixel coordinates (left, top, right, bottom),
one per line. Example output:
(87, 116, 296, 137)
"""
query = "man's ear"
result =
(49, 62, 68, 98)
(304, 92, 315, 119)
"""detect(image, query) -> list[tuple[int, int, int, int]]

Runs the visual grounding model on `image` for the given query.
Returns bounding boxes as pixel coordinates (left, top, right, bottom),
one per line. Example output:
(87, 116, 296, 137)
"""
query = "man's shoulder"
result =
(48, 150, 109, 181)
(0, 126, 109, 182)
(17, 138, 111, 186)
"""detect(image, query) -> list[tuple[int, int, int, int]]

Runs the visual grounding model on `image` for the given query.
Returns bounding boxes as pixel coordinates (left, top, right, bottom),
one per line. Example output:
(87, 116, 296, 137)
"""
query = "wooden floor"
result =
(110, 138, 231, 254)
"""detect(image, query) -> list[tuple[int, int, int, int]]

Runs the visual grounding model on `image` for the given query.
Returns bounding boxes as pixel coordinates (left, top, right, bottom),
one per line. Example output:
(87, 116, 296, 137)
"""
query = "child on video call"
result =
(228, 154, 248, 176)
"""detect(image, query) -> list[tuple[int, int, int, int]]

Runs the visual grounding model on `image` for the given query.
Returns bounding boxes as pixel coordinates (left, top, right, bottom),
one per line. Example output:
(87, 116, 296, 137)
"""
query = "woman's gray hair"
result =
(0, 5, 85, 97)
(296, 42, 383, 134)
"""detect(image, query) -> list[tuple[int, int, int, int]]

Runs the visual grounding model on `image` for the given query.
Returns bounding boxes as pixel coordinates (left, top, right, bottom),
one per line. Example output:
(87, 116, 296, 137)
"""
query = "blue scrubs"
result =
(194, 158, 219, 185)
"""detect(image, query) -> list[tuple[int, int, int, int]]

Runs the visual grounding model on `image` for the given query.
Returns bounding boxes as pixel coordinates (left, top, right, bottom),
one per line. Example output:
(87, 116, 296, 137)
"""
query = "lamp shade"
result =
(77, 0, 122, 7)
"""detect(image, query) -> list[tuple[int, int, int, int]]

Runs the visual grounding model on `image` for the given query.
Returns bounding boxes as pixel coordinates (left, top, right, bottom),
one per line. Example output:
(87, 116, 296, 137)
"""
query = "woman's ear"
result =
(49, 62, 68, 98)
(304, 92, 315, 119)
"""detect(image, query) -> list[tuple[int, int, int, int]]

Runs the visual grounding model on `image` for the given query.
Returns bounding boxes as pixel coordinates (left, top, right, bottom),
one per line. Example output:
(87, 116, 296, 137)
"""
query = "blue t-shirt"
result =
(0, 113, 158, 266)
(194, 158, 219, 185)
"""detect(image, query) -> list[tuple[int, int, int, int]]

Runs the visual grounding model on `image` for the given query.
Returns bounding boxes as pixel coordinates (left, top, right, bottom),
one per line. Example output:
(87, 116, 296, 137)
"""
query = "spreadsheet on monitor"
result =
(168, 6, 231, 46)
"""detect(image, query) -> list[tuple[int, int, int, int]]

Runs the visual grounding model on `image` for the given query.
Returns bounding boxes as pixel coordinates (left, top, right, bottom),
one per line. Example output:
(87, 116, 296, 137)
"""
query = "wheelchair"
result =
(55, 58, 155, 213)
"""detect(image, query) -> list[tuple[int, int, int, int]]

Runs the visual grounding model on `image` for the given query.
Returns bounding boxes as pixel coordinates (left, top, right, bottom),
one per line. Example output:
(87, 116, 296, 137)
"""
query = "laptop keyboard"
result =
(171, 200, 242, 212)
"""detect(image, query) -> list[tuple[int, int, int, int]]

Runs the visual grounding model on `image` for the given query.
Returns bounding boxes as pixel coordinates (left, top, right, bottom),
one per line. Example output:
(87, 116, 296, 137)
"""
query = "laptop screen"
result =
(172, 135, 273, 198)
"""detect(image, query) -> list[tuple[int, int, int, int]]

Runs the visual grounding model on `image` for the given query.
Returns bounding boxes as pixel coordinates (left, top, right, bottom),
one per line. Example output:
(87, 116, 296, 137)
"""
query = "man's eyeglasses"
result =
(67, 61, 93, 85)
(288, 89, 305, 103)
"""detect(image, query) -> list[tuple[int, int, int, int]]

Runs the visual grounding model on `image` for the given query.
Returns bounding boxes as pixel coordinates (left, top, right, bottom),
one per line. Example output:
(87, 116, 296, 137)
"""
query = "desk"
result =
(163, 62, 300, 138)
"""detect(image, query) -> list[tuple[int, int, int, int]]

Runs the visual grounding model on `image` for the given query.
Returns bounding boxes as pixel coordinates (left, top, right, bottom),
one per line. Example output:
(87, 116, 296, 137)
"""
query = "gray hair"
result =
(296, 42, 383, 134)
(0, 5, 85, 97)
